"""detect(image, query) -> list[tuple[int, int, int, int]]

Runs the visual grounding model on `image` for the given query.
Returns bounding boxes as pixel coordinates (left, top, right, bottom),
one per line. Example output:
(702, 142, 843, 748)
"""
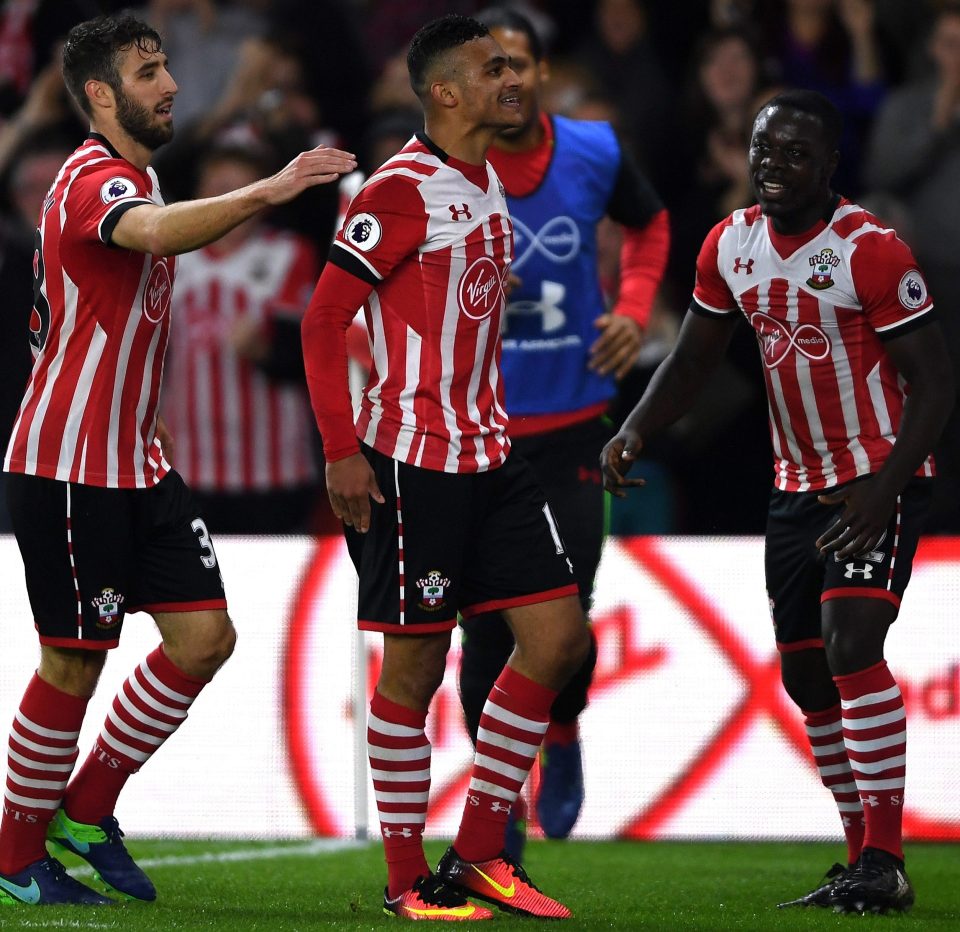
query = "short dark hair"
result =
(475, 7, 544, 61)
(756, 89, 843, 151)
(406, 14, 490, 100)
(62, 14, 163, 117)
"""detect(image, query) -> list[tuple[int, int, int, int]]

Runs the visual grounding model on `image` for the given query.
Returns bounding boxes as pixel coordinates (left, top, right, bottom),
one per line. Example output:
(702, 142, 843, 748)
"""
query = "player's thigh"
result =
(765, 488, 826, 654)
(7, 473, 136, 649)
(128, 470, 228, 616)
(346, 445, 469, 634)
(459, 455, 579, 631)
(821, 477, 933, 615)
(515, 418, 608, 608)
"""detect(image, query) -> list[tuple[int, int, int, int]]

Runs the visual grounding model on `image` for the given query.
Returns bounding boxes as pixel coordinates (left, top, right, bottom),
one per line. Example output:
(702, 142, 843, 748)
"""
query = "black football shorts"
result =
(6, 470, 227, 649)
(765, 477, 932, 652)
(345, 445, 579, 633)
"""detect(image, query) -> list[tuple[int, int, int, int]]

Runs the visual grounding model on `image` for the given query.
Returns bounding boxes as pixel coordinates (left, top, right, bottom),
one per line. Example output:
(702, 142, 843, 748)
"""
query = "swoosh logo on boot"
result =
(0, 875, 41, 904)
(470, 865, 515, 898)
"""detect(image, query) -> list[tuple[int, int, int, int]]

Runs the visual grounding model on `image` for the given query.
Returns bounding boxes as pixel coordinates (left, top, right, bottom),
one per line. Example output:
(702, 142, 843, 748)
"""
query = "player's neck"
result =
(769, 192, 837, 236)
(423, 117, 500, 166)
(491, 109, 545, 154)
(91, 119, 152, 170)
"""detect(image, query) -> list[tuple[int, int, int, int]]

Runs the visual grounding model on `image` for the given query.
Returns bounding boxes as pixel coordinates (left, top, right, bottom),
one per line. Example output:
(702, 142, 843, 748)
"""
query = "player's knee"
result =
(38, 645, 107, 698)
(549, 618, 591, 683)
(379, 634, 449, 709)
(168, 613, 236, 679)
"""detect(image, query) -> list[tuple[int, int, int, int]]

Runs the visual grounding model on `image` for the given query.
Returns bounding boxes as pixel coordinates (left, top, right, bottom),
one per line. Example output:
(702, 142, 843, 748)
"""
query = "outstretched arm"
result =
(601, 307, 740, 496)
(816, 322, 954, 558)
(111, 145, 356, 256)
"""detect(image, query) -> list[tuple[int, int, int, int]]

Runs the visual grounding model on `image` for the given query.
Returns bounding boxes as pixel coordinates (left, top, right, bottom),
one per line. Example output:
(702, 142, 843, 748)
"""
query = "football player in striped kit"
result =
(303, 13, 589, 922)
(0, 13, 355, 907)
(602, 90, 954, 915)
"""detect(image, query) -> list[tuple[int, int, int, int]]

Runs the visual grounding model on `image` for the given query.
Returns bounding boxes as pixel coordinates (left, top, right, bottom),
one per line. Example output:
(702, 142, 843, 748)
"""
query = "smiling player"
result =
(601, 90, 953, 915)
(302, 13, 589, 922)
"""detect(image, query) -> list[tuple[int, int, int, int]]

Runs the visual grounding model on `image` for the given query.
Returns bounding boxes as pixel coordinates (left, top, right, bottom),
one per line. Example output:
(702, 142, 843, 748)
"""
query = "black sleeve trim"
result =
(688, 298, 736, 318)
(328, 241, 380, 286)
(606, 141, 664, 228)
(100, 199, 152, 246)
(877, 307, 940, 342)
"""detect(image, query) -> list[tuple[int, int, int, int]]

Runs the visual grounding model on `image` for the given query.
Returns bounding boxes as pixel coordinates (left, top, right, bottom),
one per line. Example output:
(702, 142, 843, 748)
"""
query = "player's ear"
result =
(430, 80, 458, 110)
(538, 59, 550, 84)
(85, 78, 115, 114)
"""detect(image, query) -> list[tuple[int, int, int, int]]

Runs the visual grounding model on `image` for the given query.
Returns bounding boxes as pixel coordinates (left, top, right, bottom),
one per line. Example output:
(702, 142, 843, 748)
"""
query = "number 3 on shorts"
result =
(191, 517, 219, 569)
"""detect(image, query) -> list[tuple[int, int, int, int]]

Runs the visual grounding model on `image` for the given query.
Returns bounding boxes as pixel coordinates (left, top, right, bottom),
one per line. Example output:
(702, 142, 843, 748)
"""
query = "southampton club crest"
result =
(806, 248, 841, 290)
(91, 587, 125, 629)
(416, 570, 451, 613)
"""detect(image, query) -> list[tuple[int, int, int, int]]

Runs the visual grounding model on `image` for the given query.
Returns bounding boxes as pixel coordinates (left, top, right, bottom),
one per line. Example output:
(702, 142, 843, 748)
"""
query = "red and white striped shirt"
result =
(693, 199, 936, 492)
(306, 134, 513, 474)
(163, 228, 319, 492)
(4, 134, 174, 488)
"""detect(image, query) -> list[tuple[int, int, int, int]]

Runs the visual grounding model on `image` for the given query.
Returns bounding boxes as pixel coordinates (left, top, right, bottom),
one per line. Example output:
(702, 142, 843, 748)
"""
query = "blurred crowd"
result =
(0, 0, 958, 535)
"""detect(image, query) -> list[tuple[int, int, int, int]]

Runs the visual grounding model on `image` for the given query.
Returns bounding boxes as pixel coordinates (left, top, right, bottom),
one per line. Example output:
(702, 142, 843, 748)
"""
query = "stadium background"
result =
(1, 0, 959, 851)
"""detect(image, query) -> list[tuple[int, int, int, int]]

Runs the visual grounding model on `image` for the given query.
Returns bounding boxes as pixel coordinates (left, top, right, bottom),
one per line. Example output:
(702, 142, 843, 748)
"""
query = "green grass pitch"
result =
(1, 839, 958, 930)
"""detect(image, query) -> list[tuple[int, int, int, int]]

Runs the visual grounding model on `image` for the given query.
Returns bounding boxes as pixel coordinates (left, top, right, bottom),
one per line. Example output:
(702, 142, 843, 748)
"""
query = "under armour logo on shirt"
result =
(449, 203, 472, 221)
(733, 256, 755, 274)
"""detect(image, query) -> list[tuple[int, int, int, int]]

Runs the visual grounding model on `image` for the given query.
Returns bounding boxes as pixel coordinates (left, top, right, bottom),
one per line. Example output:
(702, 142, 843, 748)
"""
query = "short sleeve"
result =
(65, 164, 153, 245)
(850, 230, 936, 340)
(328, 173, 428, 285)
(691, 219, 738, 316)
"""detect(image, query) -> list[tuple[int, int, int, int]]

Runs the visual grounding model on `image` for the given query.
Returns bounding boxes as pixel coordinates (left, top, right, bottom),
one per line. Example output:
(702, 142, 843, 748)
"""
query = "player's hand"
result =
(260, 146, 358, 205)
(589, 314, 643, 380)
(600, 429, 646, 497)
(815, 477, 897, 560)
(155, 414, 175, 464)
(325, 453, 385, 533)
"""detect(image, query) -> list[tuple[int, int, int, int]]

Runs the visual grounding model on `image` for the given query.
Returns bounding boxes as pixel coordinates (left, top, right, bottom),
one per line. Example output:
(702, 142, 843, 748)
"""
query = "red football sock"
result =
(803, 704, 864, 865)
(454, 665, 556, 863)
(834, 661, 906, 861)
(0, 674, 88, 874)
(63, 645, 208, 825)
(368, 691, 431, 899)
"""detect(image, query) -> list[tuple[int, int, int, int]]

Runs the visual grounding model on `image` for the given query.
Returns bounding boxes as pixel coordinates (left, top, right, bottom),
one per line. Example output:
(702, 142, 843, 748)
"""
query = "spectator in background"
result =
(152, 32, 343, 250)
(757, 0, 887, 194)
(864, 1, 960, 532)
(258, 0, 371, 152)
(163, 144, 323, 534)
(672, 27, 770, 278)
(0, 50, 83, 180)
(574, 0, 676, 189)
(127, 0, 265, 128)
(0, 0, 101, 116)
(0, 134, 73, 531)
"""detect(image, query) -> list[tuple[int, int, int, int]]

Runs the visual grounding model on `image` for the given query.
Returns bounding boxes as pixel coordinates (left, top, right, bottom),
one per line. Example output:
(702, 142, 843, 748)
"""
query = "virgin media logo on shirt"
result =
(750, 311, 831, 369)
(143, 261, 172, 323)
(458, 256, 508, 321)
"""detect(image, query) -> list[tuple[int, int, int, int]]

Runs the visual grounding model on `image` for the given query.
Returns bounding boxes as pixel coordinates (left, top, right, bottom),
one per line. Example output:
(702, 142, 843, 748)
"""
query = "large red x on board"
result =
(283, 535, 960, 840)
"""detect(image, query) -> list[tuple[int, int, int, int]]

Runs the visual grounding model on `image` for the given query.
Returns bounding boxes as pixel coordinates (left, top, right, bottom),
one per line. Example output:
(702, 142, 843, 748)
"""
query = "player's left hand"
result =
(260, 145, 358, 205)
(589, 314, 643, 380)
(815, 477, 897, 560)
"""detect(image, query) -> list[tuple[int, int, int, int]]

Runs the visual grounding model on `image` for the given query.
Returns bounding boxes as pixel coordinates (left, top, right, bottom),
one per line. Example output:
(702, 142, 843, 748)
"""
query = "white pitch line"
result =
(67, 838, 365, 879)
